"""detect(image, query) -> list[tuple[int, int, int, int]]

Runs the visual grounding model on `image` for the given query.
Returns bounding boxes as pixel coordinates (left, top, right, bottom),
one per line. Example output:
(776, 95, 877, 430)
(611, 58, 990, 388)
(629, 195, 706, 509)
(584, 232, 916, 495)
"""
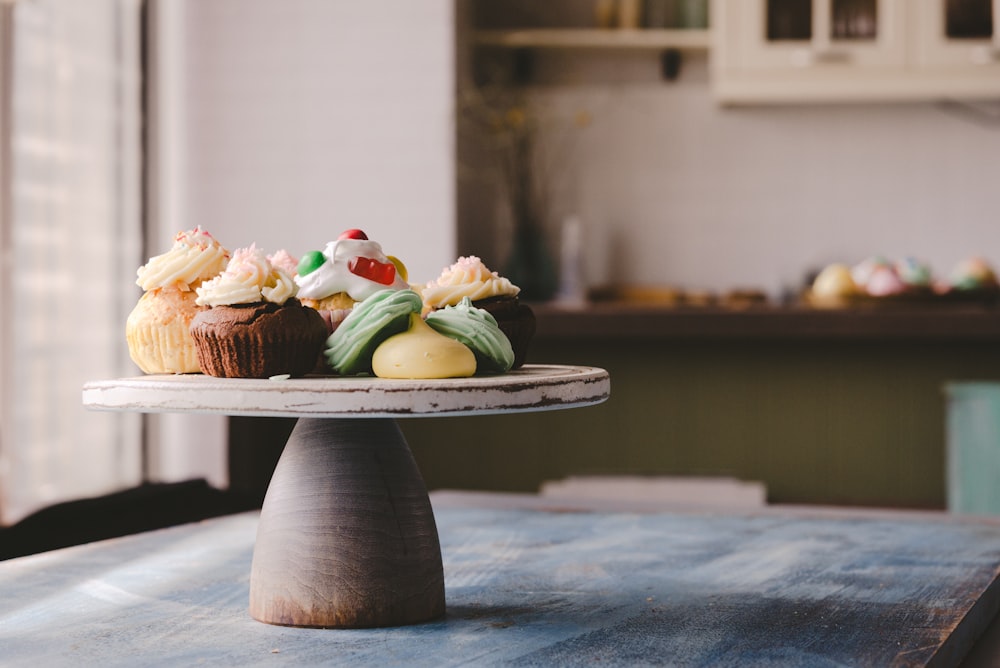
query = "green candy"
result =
(425, 297, 514, 374)
(325, 289, 423, 375)
(297, 250, 326, 276)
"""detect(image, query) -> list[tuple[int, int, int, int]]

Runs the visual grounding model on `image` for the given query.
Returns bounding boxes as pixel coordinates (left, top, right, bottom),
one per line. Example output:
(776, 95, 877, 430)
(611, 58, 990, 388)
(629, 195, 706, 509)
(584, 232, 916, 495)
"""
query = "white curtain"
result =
(0, 0, 144, 525)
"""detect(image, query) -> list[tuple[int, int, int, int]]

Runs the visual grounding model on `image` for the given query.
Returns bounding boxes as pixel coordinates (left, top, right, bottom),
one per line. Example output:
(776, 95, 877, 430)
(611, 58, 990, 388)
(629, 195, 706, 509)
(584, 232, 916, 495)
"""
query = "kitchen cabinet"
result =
(915, 0, 1000, 66)
(711, 0, 1000, 103)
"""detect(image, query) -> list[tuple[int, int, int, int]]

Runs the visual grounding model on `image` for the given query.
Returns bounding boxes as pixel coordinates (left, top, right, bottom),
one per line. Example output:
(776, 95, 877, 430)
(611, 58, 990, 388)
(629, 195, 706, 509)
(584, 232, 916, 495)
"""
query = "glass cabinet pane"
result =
(945, 0, 993, 39)
(767, 0, 811, 41)
(832, 0, 877, 40)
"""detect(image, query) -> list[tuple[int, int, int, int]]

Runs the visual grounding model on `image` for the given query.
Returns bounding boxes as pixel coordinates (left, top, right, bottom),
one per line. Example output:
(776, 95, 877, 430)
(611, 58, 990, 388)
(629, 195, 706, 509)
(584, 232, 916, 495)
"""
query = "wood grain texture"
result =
(4, 498, 1000, 666)
(249, 418, 444, 628)
(82, 364, 610, 418)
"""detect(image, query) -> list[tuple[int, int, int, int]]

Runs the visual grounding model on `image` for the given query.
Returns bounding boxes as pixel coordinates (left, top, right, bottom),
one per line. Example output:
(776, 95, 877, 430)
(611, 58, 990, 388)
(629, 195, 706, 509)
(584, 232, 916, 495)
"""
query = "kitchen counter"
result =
(531, 302, 1000, 341)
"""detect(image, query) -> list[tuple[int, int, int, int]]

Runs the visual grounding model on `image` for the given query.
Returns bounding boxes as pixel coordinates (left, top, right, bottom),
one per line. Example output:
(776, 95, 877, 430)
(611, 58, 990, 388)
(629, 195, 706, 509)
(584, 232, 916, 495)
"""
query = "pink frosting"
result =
(865, 266, 907, 296)
(268, 249, 299, 277)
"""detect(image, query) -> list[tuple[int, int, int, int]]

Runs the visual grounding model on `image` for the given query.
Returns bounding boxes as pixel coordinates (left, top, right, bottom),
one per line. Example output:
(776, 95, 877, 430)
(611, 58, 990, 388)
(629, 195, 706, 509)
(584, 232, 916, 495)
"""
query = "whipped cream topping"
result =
(195, 245, 296, 307)
(136, 226, 230, 291)
(421, 256, 519, 308)
(294, 238, 409, 302)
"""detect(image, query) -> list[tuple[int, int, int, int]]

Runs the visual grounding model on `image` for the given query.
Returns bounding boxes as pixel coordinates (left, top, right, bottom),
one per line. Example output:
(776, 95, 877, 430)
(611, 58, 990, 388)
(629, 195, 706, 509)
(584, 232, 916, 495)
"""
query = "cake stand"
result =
(82, 364, 610, 629)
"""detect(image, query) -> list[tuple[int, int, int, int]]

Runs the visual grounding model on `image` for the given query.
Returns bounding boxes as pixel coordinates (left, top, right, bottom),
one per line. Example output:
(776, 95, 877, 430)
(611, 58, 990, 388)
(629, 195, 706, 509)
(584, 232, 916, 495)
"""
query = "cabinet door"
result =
(729, 0, 906, 69)
(914, 0, 1000, 66)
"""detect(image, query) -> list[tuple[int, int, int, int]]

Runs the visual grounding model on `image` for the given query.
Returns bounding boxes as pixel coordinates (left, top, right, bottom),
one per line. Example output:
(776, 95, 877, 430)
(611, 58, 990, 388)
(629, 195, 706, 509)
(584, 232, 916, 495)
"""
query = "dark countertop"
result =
(531, 302, 1000, 341)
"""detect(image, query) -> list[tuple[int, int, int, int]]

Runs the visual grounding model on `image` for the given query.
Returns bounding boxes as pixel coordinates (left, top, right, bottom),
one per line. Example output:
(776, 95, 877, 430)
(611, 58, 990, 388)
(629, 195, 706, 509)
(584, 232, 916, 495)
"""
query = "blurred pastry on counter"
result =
(864, 265, 908, 297)
(894, 256, 934, 292)
(947, 256, 998, 293)
(850, 255, 892, 292)
(720, 289, 769, 310)
(807, 263, 859, 308)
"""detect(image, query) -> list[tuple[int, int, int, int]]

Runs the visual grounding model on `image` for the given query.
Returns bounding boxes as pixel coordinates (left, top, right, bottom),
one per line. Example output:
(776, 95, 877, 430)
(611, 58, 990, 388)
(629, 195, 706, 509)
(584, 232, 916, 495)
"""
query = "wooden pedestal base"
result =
(248, 418, 445, 628)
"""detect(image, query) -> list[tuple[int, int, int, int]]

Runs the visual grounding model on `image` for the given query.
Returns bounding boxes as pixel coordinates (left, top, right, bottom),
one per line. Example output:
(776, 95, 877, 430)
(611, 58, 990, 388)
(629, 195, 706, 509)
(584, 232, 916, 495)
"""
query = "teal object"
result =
(946, 382, 1000, 515)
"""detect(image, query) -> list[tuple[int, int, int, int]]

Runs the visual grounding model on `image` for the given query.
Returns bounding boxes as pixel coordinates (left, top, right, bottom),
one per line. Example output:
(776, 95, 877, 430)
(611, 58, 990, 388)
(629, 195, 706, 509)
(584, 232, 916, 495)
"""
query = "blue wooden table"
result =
(3, 491, 1000, 667)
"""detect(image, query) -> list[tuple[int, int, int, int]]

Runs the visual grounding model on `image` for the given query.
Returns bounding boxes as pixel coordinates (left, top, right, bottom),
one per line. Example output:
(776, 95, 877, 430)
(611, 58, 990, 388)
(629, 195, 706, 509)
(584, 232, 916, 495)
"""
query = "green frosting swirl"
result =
(425, 297, 514, 374)
(325, 289, 423, 375)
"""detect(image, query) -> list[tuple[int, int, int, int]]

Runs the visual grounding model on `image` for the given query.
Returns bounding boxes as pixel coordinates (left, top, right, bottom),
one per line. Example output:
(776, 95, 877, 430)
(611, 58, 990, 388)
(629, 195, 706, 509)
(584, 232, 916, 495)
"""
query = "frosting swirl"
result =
(295, 238, 409, 302)
(325, 289, 423, 375)
(421, 256, 519, 308)
(425, 297, 514, 374)
(136, 226, 230, 291)
(267, 249, 299, 278)
(195, 245, 296, 307)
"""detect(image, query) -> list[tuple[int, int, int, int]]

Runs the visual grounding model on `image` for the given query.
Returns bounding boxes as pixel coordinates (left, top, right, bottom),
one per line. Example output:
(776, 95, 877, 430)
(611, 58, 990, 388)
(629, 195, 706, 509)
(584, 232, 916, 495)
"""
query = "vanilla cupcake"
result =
(126, 227, 230, 374)
(191, 245, 326, 378)
(421, 256, 535, 369)
(294, 229, 410, 334)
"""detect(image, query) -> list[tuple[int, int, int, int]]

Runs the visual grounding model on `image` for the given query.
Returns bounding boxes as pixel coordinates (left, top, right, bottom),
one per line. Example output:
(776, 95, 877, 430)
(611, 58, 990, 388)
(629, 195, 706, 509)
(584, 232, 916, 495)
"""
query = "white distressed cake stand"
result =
(82, 364, 610, 629)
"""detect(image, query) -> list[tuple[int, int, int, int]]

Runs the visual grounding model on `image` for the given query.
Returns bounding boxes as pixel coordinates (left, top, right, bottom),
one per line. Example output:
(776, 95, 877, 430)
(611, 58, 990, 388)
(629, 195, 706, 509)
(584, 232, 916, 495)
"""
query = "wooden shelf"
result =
(474, 28, 711, 52)
(530, 302, 1000, 342)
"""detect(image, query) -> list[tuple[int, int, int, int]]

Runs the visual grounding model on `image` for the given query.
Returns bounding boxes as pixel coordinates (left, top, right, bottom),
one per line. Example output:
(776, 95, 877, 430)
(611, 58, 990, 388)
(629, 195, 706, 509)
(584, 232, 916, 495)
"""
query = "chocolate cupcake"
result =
(421, 256, 535, 369)
(191, 245, 326, 378)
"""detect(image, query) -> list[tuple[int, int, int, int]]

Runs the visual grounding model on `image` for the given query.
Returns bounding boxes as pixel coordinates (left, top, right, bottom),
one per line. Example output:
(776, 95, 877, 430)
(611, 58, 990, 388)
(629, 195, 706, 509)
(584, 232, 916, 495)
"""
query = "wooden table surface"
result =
(3, 491, 1000, 667)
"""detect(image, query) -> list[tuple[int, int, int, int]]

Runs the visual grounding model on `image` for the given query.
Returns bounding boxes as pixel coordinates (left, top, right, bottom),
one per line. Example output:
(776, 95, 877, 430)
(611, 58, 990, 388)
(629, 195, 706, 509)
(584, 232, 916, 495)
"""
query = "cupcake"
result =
(894, 256, 934, 293)
(190, 245, 327, 378)
(807, 263, 858, 308)
(850, 255, 892, 293)
(425, 297, 514, 374)
(864, 265, 907, 297)
(421, 256, 535, 369)
(294, 228, 410, 334)
(126, 227, 230, 374)
(947, 257, 998, 292)
(325, 289, 424, 376)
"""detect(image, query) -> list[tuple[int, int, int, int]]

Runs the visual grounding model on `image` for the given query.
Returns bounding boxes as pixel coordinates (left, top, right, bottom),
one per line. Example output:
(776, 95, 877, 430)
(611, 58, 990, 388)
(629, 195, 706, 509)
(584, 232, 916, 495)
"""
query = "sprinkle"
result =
(269, 374, 291, 381)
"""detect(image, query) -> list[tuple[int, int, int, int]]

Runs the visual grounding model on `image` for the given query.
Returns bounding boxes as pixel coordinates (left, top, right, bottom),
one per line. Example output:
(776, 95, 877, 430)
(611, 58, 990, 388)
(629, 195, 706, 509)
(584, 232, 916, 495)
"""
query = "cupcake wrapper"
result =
(190, 301, 327, 378)
(475, 299, 535, 369)
(126, 288, 203, 374)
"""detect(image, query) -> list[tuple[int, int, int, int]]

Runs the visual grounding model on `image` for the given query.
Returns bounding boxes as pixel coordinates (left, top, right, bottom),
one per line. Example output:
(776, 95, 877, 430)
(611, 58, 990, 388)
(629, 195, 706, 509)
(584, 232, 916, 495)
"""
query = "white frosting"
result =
(421, 256, 519, 308)
(195, 245, 297, 307)
(136, 226, 229, 291)
(294, 238, 408, 302)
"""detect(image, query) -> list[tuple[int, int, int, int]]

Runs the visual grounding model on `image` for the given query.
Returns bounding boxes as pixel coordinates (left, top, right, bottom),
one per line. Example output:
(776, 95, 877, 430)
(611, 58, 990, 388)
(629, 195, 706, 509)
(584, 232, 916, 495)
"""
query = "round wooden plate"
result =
(82, 364, 610, 418)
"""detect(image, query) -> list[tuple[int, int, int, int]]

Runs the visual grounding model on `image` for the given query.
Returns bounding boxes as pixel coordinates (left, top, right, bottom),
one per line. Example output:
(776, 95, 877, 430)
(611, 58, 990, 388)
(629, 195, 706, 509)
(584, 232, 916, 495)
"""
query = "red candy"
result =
(338, 229, 368, 240)
(348, 256, 396, 285)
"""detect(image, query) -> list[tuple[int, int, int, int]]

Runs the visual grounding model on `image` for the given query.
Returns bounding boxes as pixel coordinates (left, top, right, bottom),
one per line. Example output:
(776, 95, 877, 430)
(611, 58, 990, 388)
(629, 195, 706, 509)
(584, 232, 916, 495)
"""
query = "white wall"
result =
(146, 0, 456, 486)
(164, 0, 456, 283)
(475, 52, 1000, 300)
